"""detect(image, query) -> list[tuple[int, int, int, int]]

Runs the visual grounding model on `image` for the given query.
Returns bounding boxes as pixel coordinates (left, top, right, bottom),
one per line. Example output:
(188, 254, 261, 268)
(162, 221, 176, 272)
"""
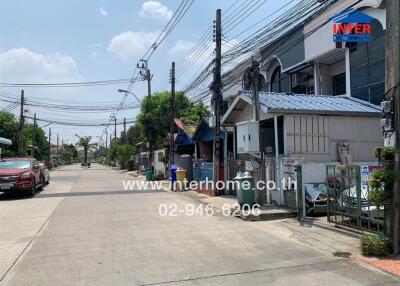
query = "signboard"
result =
(330, 8, 373, 43)
(360, 165, 384, 191)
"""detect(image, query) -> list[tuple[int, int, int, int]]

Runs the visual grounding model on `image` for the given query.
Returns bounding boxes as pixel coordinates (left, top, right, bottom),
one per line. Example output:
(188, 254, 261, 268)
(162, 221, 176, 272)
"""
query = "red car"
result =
(0, 158, 44, 196)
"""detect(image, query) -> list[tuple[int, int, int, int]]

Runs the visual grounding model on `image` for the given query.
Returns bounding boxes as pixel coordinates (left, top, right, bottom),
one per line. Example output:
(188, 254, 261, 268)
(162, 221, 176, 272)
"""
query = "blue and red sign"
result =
(331, 8, 373, 43)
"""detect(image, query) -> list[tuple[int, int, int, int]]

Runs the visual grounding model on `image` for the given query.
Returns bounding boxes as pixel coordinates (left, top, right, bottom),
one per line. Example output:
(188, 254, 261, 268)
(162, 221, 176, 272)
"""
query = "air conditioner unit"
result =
(292, 74, 308, 87)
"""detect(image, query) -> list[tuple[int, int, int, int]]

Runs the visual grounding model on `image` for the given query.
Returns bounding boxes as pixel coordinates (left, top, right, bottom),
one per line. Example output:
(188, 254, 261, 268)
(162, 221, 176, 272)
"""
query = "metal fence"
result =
(326, 165, 385, 234)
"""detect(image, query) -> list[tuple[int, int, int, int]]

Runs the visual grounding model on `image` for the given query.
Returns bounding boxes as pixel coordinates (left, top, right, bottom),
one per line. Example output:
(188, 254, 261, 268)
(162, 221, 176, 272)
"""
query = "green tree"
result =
(136, 91, 210, 149)
(0, 111, 49, 160)
(117, 144, 136, 170)
(23, 123, 50, 161)
(181, 101, 210, 124)
(125, 124, 143, 146)
(0, 111, 19, 157)
(61, 144, 78, 163)
(75, 135, 97, 164)
(107, 138, 119, 166)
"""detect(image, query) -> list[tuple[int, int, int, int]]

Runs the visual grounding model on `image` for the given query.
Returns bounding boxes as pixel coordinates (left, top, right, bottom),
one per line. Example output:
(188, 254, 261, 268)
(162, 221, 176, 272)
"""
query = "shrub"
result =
(368, 188, 391, 206)
(360, 234, 392, 256)
(368, 169, 394, 206)
(369, 169, 394, 190)
(127, 160, 135, 171)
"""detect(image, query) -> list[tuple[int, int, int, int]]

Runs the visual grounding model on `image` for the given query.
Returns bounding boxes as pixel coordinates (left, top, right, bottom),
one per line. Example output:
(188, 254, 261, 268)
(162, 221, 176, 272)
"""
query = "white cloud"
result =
(107, 31, 159, 59)
(169, 40, 194, 55)
(139, 1, 172, 20)
(99, 6, 108, 16)
(0, 48, 83, 83)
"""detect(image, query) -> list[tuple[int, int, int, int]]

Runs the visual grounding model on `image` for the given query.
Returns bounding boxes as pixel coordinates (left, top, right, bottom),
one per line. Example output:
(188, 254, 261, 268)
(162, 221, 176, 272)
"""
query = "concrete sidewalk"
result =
(178, 190, 400, 278)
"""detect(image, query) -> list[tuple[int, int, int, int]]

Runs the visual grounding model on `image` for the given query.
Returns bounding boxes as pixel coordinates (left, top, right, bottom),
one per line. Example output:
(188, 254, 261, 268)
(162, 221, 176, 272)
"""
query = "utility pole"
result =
(139, 59, 153, 169)
(105, 129, 108, 162)
(169, 61, 176, 170)
(48, 128, 51, 166)
(18, 90, 25, 156)
(384, 0, 400, 255)
(57, 134, 59, 154)
(169, 61, 176, 190)
(32, 113, 36, 158)
(250, 59, 261, 122)
(211, 9, 222, 190)
(114, 117, 117, 140)
(123, 117, 127, 144)
(61, 139, 64, 166)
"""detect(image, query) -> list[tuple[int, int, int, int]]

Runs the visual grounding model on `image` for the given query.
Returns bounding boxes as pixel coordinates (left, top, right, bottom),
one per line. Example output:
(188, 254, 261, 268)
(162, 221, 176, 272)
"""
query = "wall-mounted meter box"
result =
(236, 121, 260, 153)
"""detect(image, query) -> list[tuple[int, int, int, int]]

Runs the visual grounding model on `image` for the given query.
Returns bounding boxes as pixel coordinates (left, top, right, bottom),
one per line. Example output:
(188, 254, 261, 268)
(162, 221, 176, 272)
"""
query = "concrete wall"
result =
(284, 115, 382, 162)
(328, 116, 382, 161)
(318, 60, 346, 95)
(260, 29, 305, 72)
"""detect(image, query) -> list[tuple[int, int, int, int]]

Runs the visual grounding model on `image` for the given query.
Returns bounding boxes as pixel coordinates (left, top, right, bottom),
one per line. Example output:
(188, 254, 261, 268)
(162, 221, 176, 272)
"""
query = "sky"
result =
(0, 0, 297, 145)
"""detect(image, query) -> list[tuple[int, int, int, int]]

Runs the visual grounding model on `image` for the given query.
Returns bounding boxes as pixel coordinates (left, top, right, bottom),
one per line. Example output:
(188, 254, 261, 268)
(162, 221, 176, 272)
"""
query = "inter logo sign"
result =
(331, 8, 373, 43)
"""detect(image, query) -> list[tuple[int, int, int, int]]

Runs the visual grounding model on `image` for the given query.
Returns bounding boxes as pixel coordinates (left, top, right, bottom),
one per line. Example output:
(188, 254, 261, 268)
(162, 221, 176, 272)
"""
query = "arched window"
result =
(270, 66, 281, 92)
(270, 66, 291, 93)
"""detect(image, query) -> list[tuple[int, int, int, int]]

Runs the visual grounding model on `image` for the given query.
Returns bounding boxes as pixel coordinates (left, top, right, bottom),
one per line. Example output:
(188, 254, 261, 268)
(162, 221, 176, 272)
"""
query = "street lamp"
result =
(118, 89, 142, 104)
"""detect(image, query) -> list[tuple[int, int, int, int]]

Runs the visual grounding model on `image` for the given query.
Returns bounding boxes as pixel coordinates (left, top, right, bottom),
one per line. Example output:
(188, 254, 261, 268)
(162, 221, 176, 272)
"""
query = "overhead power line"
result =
(24, 115, 137, 127)
(0, 78, 137, 88)
(183, 0, 327, 101)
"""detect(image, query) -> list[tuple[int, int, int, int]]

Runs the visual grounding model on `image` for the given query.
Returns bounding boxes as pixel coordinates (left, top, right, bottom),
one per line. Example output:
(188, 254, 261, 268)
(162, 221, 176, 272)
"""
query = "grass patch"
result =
(332, 251, 352, 258)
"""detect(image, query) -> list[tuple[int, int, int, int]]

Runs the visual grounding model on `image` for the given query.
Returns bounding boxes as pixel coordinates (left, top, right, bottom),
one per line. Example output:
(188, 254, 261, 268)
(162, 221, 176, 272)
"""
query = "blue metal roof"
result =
(241, 91, 382, 115)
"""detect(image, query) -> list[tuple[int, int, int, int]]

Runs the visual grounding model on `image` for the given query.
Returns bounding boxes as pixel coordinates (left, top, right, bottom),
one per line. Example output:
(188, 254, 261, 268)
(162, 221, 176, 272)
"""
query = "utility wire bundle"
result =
(182, 0, 330, 103)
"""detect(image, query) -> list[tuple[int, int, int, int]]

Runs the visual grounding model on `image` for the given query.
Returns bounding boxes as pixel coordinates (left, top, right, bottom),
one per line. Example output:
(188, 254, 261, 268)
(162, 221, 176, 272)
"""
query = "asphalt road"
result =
(0, 164, 399, 285)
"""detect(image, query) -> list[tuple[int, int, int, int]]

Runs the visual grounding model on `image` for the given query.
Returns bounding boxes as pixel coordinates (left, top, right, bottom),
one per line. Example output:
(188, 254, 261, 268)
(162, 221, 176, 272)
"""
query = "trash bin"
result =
(169, 164, 178, 183)
(175, 168, 186, 191)
(146, 168, 153, 181)
(234, 171, 255, 207)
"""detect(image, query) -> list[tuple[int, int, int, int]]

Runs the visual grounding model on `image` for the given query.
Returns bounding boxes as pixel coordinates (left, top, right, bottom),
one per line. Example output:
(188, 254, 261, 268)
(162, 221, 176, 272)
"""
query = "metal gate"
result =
(326, 165, 385, 233)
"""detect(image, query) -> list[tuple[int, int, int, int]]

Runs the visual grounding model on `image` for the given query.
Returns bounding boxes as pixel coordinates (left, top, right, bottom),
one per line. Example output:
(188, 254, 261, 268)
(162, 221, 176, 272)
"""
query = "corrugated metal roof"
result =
(241, 91, 382, 115)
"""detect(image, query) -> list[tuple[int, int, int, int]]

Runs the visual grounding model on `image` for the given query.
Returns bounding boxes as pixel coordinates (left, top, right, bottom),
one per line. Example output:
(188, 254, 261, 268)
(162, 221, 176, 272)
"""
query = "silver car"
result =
(39, 162, 50, 185)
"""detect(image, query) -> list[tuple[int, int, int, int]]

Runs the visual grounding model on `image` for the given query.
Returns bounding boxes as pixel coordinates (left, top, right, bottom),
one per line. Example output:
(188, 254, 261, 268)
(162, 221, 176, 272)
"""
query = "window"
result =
(350, 19, 385, 105)
(270, 66, 291, 93)
(333, 73, 346, 95)
(0, 160, 31, 169)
